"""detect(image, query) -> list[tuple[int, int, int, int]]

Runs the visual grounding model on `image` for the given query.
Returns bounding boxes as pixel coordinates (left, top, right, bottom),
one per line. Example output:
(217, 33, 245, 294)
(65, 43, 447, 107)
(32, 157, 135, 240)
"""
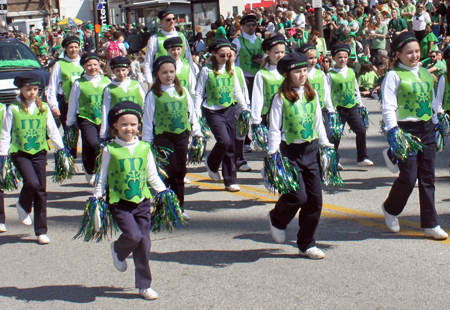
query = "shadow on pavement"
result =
(0, 234, 37, 245)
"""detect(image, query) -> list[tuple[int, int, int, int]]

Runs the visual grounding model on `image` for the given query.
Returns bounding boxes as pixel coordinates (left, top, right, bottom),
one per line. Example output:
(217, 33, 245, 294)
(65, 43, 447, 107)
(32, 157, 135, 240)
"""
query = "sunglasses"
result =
(418, 6, 424, 8)
(244, 23, 257, 27)
(218, 53, 231, 58)
(323, 60, 330, 63)
(165, 17, 176, 21)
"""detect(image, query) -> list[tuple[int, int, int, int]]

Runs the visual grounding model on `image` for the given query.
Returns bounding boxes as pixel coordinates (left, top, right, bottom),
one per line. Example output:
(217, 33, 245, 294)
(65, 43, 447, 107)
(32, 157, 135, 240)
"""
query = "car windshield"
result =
(0, 41, 41, 69)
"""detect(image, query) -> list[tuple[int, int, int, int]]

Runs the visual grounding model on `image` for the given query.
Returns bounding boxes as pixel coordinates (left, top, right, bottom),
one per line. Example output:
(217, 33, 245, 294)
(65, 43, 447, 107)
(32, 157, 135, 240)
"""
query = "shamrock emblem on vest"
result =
(301, 121, 314, 140)
(287, 121, 298, 135)
(219, 92, 231, 105)
(170, 116, 185, 131)
(415, 93, 432, 118)
(125, 179, 142, 200)
(342, 90, 354, 106)
(24, 136, 40, 151)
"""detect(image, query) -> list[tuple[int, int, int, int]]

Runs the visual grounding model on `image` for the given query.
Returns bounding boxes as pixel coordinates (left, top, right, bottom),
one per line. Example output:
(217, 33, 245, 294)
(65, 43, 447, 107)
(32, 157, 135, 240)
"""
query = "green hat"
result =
(347, 32, 357, 38)
(349, 51, 357, 59)
(299, 6, 305, 12)
(360, 55, 370, 63)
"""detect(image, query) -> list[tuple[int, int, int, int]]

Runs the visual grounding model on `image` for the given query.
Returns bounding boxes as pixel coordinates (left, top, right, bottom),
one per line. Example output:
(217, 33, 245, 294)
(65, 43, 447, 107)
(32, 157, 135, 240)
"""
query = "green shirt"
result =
(358, 70, 378, 90)
(370, 23, 388, 49)
(420, 32, 438, 60)
(388, 18, 407, 40)
(443, 75, 450, 111)
(216, 26, 227, 40)
(401, 3, 416, 23)
(427, 59, 447, 79)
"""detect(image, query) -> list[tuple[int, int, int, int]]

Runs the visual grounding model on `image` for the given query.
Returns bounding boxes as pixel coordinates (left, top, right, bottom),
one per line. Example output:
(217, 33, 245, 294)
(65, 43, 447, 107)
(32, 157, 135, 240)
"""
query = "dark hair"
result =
(278, 72, 316, 102)
(359, 62, 374, 76)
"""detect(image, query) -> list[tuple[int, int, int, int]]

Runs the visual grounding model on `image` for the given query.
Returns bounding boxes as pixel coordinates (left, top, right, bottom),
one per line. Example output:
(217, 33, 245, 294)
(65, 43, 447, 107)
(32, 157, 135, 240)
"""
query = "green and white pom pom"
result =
(251, 123, 269, 152)
(435, 113, 450, 152)
(387, 127, 425, 161)
(198, 117, 212, 139)
(236, 110, 251, 139)
(53, 148, 77, 183)
(93, 139, 112, 186)
(0, 155, 20, 191)
(187, 136, 207, 165)
(74, 197, 118, 242)
(329, 113, 343, 141)
(262, 151, 299, 194)
(151, 189, 188, 233)
(319, 146, 344, 187)
(359, 106, 370, 129)
(380, 119, 387, 136)
(150, 144, 173, 180)
(63, 126, 79, 150)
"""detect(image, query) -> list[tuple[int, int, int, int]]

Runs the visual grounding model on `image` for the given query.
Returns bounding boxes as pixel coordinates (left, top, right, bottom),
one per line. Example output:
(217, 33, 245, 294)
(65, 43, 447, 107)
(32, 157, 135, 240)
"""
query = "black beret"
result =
(209, 39, 231, 52)
(277, 53, 308, 75)
(153, 56, 176, 74)
(108, 101, 143, 127)
(163, 36, 183, 50)
(390, 31, 418, 53)
(262, 35, 286, 51)
(158, 8, 173, 20)
(14, 72, 42, 88)
(240, 14, 258, 25)
(331, 44, 351, 56)
(62, 36, 80, 48)
(80, 52, 100, 65)
(297, 43, 316, 54)
(110, 56, 131, 69)
(230, 43, 238, 53)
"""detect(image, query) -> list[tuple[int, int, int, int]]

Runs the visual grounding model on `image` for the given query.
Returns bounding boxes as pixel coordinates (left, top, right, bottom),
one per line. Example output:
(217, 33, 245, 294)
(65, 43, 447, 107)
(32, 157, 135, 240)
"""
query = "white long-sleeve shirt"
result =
(433, 74, 447, 113)
(143, 29, 198, 84)
(67, 74, 111, 127)
(382, 62, 439, 130)
(327, 66, 363, 108)
(232, 32, 260, 77)
(142, 84, 202, 143)
(176, 58, 197, 98)
(268, 88, 332, 154)
(194, 64, 247, 116)
(46, 55, 81, 111)
(99, 78, 146, 139)
(93, 136, 166, 198)
(0, 97, 65, 155)
(308, 67, 335, 113)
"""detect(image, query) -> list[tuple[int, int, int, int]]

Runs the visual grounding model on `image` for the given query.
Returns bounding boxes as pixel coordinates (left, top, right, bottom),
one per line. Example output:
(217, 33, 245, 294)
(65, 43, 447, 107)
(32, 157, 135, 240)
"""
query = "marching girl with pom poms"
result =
(0, 73, 75, 244)
(142, 56, 202, 218)
(0, 103, 5, 233)
(267, 53, 334, 259)
(380, 32, 448, 240)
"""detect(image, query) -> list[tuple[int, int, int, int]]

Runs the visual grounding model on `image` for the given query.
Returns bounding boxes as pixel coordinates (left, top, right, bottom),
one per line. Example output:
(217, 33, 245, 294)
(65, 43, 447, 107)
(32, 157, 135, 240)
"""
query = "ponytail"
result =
(19, 93, 45, 114)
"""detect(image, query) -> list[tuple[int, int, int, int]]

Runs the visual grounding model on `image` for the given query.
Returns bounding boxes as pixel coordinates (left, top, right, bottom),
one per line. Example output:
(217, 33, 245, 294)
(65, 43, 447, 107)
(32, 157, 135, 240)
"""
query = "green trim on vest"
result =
(78, 76, 110, 125)
(394, 67, 434, 121)
(309, 69, 325, 109)
(235, 66, 245, 90)
(59, 59, 83, 102)
(108, 80, 143, 108)
(443, 75, 450, 111)
(154, 90, 191, 135)
(10, 101, 49, 154)
(107, 141, 152, 204)
(261, 68, 284, 115)
(237, 36, 264, 75)
(329, 68, 358, 108)
(281, 94, 318, 144)
(177, 62, 191, 90)
(155, 32, 186, 60)
(205, 65, 235, 107)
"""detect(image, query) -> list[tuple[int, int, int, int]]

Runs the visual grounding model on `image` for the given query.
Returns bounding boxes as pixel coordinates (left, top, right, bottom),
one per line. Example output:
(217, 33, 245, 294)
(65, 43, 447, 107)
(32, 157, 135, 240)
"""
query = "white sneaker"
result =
(85, 173, 93, 185)
(244, 145, 252, 153)
(16, 201, 32, 226)
(111, 242, 127, 272)
(299, 246, 325, 259)
(357, 159, 374, 167)
(0, 223, 6, 232)
(382, 204, 400, 233)
(37, 234, 50, 244)
(268, 212, 285, 243)
(183, 177, 191, 184)
(382, 148, 399, 173)
(139, 287, 158, 300)
(337, 163, 343, 171)
(424, 225, 448, 240)
(182, 212, 190, 220)
(225, 184, 240, 192)
(238, 164, 251, 172)
(204, 157, 221, 181)
(89, 174, 96, 187)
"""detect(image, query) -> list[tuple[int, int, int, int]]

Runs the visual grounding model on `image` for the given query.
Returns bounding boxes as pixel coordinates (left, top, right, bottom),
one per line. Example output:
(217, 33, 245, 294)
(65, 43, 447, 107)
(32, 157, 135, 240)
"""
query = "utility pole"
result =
(312, 0, 323, 37)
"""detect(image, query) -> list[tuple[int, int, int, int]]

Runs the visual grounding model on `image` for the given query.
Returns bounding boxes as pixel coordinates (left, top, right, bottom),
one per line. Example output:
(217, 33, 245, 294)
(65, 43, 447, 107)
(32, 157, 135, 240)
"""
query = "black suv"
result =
(0, 37, 49, 104)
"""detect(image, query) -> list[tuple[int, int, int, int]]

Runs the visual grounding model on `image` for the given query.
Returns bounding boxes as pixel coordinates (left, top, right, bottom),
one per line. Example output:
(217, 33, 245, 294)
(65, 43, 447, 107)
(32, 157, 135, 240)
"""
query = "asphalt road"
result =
(1, 97, 450, 309)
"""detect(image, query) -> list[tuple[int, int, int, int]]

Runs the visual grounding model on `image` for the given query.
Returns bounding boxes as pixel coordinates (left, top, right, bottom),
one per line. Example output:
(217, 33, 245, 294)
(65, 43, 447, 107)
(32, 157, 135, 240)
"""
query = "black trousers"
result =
(269, 140, 323, 252)
(235, 137, 248, 169)
(0, 190, 4, 224)
(243, 76, 254, 146)
(322, 109, 332, 142)
(11, 150, 48, 236)
(153, 130, 189, 210)
(384, 120, 438, 228)
(333, 105, 368, 162)
(57, 94, 78, 159)
(203, 105, 237, 186)
(77, 117, 100, 175)
(110, 199, 152, 289)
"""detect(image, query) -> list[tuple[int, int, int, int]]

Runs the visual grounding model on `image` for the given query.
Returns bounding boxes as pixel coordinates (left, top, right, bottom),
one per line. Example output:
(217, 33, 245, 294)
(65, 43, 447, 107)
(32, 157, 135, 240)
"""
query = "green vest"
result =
(107, 141, 151, 204)
(155, 32, 186, 60)
(177, 62, 191, 90)
(154, 90, 191, 135)
(329, 68, 358, 108)
(10, 101, 49, 155)
(443, 75, 450, 111)
(205, 65, 235, 107)
(237, 36, 264, 75)
(78, 76, 110, 125)
(281, 94, 318, 144)
(0, 104, 4, 139)
(394, 67, 434, 121)
(59, 59, 83, 102)
(261, 68, 284, 115)
(108, 80, 143, 108)
(309, 69, 325, 109)
(235, 66, 245, 90)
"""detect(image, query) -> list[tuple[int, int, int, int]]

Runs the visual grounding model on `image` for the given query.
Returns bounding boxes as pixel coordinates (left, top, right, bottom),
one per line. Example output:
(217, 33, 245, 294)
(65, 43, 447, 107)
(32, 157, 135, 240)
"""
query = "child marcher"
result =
(99, 56, 146, 139)
(381, 32, 447, 239)
(328, 43, 373, 169)
(0, 73, 67, 244)
(94, 101, 166, 300)
(67, 52, 111, 185)
(267, 52, 334, 259)
(0, 103, 6, 232)
(142, 56, 202, 217)
(194, 39, 247, 192)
